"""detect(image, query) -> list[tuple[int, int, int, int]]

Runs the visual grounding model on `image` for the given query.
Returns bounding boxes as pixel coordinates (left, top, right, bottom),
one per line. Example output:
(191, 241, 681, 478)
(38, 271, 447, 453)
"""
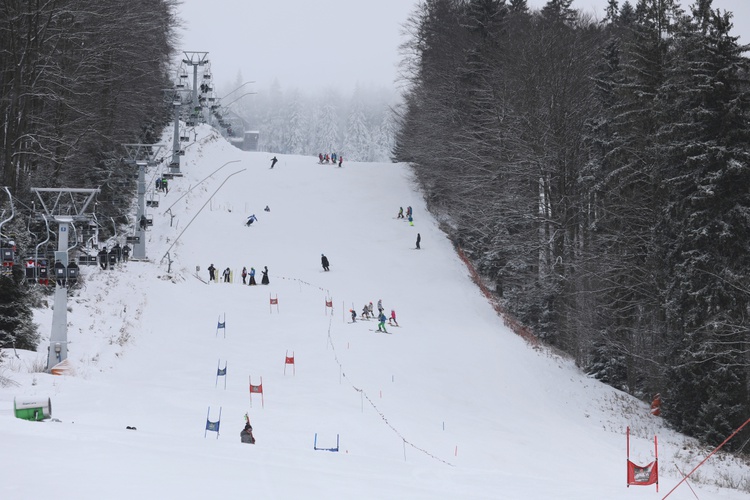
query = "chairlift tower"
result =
(164, 88, 192, 174)
(122, 144, 165, 260)
(31, 187, 99, 371)
(182, 51, 209, 115)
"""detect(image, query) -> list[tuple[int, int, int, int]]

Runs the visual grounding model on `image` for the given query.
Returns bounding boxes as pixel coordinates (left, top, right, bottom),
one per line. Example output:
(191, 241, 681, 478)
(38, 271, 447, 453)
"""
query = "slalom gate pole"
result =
(662, 416, 750, 499)
(626, 426, 630, 487)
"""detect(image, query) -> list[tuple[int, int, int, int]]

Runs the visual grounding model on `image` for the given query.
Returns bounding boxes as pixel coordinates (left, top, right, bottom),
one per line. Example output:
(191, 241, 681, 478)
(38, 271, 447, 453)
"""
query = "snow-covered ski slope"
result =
(2, 125, 749, 499)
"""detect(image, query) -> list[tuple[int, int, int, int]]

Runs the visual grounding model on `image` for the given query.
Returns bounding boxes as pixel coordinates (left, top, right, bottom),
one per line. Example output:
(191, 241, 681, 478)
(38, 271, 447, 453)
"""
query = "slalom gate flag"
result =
(627, 460, 658, 486)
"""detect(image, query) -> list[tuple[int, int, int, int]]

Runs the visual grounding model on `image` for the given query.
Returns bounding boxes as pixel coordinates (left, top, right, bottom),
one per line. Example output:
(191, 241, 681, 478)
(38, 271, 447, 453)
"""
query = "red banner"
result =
(627, 460, 658, 486)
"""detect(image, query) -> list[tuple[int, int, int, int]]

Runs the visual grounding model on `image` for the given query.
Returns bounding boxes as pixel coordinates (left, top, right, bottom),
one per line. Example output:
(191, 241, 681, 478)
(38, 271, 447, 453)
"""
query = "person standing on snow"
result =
(368, 302, 374, 318)
(389, 310, 399, 327)
(240, 415, 256, 444)
(270, 156, 278, 169)
(261, 266, 269, 285)
(338, 156, 343, 167)
(377, 299, 384, 316)
(377, 311, 388, 333)
(397, 207, 404, 219)
(223, 267, 231, 283)
(208, 263, 216, 282)
(249, 267, 257, 285)
(321, 254, 330, 271)
(350, 309, 357, 323)
(416, 233, 421, 249)
(241, 266, 248, 285)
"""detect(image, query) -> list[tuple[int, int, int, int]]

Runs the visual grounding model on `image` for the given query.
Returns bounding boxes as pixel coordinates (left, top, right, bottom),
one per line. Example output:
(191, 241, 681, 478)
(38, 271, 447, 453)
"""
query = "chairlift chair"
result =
(146, 193, 160, 208)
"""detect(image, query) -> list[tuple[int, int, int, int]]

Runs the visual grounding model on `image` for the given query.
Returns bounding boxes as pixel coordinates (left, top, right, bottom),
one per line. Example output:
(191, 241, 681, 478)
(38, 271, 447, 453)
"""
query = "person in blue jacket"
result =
(377, 312, 388, 333)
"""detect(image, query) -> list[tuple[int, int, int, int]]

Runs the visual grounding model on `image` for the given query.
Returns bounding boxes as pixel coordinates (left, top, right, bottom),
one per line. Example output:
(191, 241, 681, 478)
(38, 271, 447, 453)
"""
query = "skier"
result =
(270, 156, 278, 169)
(377, 299, 384, 316)
(318, 153, 324, 164)
(240, 416, 256, 444)
(406, 206, 412, 218)
(397, 207, 404, 219)
(350, 309, 357, 323)
(408, 214, 414, 227)
(162, 178, 169, 194)
(241, 266, 248, 285)
(368, 302, 374, 318)
(321, 253, 330, 272)
(389, 309, 399, 327)
(113, 243, 122, 262)
(208, 263, 216, 282)
(416, 233, 421, 249)
(361, 305, 370, 320)
(264, 205, 270, 212)
(246, 214, 257, 227)
(377, 311, 388, 333)
(122, 244, 131, 262)
(155, 178, 162, 191)
(338, 156, 343, 167)
(98, 247, 108, 270)
(222, 267, 231, 283)
(249, 267, 257, 285)
(261, 266, 269, 285)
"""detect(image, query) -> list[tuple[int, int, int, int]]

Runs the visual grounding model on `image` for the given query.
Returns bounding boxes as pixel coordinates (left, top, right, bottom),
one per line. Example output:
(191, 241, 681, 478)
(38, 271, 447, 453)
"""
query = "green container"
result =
(14, 397, 52, 421)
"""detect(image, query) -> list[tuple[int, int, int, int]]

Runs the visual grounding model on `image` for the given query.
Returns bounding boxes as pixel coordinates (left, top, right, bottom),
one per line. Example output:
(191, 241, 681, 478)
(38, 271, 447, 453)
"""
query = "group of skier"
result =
(97, 243, 131, 270)
(155, 177, 169, 194)
(318, 152, 343, 167)
(350, 299, 399, 333)
(207, 264, 269, 285)
(397, 206, 415, 227)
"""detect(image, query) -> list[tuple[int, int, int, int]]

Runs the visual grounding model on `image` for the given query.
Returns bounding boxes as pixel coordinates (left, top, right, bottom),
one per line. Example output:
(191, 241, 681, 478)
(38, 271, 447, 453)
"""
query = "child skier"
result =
(350, 309, 357, 323)
(241, 266, 248, 285)
(377, 312, 388, 333)
(248, 267, 256, 285)
(389, 310, 399, 327)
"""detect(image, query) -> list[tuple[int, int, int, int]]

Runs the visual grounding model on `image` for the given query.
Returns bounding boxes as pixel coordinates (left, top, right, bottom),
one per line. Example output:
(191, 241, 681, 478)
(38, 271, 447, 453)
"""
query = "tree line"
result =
(0, 0, 179, 352)
(228, 79, 398, 162)
(395, 0, 750, 450)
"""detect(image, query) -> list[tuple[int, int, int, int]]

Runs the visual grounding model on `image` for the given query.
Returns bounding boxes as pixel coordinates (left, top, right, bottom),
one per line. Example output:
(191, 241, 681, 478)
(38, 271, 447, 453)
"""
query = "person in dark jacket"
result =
(270, 156, 278, 169)
(240, 419, 256, 444)
(321, 254, 330, 271)
(416, 233, 421, 250)
(208, 264, 216, 282)
(122, 244, 131, 262)
(98, 248, 108, 270)
(261, 266, 269, 285)
(249, 267, 257, 285)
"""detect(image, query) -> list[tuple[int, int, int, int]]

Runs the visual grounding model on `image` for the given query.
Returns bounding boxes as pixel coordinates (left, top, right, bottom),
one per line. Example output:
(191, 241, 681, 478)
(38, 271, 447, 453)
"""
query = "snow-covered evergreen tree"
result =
(313, 92, 341, 155)
(343, 88, 372, 161)
(284, 89, 308, 155)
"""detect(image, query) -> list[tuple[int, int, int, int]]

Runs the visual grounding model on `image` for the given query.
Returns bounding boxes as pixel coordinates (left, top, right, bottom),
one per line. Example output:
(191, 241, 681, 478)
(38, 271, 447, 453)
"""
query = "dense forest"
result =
(394, 0, 750, 450)
(0, 1, 179, 353)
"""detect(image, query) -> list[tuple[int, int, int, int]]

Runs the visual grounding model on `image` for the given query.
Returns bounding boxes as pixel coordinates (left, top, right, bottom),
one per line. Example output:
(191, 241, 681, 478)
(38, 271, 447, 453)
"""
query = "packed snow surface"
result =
(2, 125, 749, 499)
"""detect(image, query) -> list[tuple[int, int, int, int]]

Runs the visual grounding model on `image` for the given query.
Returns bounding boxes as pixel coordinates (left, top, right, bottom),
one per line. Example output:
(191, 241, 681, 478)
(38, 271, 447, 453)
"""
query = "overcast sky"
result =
(177, 0, 750, 94)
